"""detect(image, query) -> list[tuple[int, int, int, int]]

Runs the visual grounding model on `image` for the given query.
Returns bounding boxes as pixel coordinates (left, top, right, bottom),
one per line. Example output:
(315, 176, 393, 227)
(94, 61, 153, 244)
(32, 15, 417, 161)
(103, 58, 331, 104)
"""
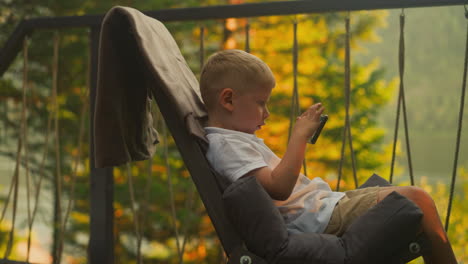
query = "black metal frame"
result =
(0, 260, 39, 264)
(87, 26, 115, 264)
(0, 1, 465, 263)
(0, 0, 465, 76)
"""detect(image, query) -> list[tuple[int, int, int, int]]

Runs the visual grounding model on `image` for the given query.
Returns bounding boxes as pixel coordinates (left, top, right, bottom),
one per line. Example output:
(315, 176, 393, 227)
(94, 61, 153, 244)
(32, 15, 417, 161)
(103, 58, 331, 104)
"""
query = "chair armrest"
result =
(359, 173, 392, 188)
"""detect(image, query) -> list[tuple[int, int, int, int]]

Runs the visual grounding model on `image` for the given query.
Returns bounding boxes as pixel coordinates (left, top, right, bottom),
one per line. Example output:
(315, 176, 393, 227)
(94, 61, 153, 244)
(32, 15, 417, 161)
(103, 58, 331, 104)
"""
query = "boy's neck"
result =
(206, 111, 234, 130)
(206, 117, 229, 129)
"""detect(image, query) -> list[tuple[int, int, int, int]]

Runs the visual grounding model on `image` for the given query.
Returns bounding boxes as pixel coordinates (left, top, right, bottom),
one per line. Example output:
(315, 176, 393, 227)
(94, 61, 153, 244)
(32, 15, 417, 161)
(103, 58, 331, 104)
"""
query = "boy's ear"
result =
(219, 88, 234, 112)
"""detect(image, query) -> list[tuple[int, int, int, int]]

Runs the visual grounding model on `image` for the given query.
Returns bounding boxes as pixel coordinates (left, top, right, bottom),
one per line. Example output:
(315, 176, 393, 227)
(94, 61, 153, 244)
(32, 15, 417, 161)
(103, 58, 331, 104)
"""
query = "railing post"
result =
(88, 25, 114, 264)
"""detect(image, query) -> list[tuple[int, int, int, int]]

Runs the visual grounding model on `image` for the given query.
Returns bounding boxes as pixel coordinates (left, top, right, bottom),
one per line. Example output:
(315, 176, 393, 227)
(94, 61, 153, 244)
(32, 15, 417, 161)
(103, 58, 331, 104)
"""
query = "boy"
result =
(200, 49, 456, 263)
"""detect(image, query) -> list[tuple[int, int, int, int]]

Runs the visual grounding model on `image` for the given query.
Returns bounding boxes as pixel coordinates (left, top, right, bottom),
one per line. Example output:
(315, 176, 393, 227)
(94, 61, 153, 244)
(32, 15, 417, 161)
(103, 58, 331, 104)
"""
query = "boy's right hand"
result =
(293, 103, 325, 141)
(256, 103, 324, 201)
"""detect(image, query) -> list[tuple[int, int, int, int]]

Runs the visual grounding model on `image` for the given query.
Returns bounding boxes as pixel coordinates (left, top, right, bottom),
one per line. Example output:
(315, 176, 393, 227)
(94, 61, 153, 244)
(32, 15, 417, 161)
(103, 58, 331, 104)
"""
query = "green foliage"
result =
(1, 1, 465, 263)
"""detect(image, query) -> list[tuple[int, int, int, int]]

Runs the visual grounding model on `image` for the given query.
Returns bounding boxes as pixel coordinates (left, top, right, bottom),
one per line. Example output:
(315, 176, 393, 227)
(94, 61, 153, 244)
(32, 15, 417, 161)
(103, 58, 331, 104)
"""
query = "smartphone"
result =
(309, 115, 328, 144)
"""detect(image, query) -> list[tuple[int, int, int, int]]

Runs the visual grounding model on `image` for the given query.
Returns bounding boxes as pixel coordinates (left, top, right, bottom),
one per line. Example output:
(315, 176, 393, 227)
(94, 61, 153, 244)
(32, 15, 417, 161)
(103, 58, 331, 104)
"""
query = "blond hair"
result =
(200, 49, 275, 111)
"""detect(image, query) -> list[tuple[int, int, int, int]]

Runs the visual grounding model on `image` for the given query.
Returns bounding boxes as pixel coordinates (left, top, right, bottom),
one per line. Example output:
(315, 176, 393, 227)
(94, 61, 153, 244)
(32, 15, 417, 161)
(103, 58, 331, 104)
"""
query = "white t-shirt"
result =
(205, 127, 345, 234)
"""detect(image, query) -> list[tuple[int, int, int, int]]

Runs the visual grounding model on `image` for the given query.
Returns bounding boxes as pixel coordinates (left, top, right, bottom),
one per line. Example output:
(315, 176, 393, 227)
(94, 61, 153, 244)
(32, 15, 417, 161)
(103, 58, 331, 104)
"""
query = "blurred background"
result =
(0, 0, 466, 263)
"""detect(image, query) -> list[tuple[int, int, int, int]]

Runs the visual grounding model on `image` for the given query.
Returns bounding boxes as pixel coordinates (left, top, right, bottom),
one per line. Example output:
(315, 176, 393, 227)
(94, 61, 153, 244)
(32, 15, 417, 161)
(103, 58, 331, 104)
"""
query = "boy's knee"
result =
(401, 186, 434, 206)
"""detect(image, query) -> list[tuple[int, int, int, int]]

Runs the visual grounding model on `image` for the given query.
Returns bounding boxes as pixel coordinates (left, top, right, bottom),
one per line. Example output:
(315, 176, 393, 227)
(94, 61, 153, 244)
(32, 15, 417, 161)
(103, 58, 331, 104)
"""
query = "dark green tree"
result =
(1, 1, 401, 263)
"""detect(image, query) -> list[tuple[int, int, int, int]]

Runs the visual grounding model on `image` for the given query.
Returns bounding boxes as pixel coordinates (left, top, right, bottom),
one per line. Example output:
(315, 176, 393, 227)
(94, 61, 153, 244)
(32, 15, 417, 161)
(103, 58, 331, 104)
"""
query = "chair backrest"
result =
(96, 6, 242, 255)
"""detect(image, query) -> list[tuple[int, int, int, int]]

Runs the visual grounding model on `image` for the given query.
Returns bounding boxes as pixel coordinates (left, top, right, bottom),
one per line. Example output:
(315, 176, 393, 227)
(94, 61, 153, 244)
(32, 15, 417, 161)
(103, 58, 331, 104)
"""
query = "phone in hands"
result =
(309, 115, 328, 144)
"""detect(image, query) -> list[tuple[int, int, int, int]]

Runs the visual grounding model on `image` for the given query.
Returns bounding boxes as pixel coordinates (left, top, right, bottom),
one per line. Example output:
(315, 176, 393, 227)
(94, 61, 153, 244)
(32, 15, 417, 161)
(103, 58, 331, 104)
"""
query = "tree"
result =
(7, 1, 457, 263)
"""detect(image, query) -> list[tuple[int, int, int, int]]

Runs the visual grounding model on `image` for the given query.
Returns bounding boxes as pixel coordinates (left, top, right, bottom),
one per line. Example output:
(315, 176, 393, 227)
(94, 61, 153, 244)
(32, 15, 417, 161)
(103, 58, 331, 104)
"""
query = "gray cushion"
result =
(222, 176, 291, 261)
(223, 174, 423, 264)
(342, 191, 423, 264)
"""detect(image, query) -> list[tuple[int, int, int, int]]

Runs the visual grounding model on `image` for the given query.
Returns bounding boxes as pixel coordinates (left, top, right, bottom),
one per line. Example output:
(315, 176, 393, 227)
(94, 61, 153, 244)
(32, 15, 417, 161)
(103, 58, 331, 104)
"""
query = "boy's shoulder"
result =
(204, 127, 262, 152)
(206, 128, 252, 145)
(205, 127, 256, 141)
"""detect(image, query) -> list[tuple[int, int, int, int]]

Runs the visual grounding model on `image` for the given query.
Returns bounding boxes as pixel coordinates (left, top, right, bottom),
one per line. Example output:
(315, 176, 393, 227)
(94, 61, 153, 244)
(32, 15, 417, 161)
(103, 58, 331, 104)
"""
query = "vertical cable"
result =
(22, 37, 32, 262)
(51, 31, 63, 264)
(399, 12, 415, 185)
(337, 109, 347, 190)
(390, 10, 404, 184)
(337, 13, 357, 190)
(389, 83, 401, 184)
(445, 7, 468, 232)
(200, 26, 205, 68)
(390, 10, 414, 185)
(288, 20, 298, 141)
(287, 19, 307, 176)
(164, 122, 183, 262)
(57, 46, 90, 263)
(345, 14, 358, 188)
(140, 104, 160, 264)
(2, 100, 6, 145)
(127, 163, 142, 264)
(26, 32, 55, 262)
(3, 36, 29, 260)
(180, 173, 196, 263)
(0, 163, 14, 223)
(292, 20, 299, 124)
(27, 90, 53, 263)
(245, 19, 251, 53)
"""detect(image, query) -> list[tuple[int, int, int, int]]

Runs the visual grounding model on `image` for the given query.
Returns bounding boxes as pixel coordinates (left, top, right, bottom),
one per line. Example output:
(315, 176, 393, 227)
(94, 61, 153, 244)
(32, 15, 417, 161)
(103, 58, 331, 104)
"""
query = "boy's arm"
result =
(252, 103, 324, 201)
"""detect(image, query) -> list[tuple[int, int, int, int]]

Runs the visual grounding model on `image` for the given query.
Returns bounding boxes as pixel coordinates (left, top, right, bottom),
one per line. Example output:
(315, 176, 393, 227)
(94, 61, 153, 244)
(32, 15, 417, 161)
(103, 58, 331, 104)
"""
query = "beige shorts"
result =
(324, 186, 380, 236)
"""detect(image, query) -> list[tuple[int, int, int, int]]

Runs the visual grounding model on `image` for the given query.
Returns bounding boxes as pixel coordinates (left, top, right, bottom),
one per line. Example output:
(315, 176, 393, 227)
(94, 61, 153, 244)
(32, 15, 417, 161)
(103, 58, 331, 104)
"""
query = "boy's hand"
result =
(293, 103, 325, 141)
(257, 102, 324, 201)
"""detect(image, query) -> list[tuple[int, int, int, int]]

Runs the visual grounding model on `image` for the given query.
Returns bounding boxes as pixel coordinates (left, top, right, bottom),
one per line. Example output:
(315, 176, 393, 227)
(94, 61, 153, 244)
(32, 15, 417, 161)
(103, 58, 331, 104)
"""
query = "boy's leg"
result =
(324, 187, 380, 236)
(378, 186, 457, 264)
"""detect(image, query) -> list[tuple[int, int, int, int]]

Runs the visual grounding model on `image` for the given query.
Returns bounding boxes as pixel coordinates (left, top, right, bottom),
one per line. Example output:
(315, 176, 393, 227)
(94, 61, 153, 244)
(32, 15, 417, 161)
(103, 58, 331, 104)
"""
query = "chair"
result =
(94, 6, 428, 263)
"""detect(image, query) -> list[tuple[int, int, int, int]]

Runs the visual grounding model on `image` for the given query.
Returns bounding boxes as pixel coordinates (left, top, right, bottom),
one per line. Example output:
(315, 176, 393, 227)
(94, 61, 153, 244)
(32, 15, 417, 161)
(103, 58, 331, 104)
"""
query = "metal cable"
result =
(337, 14, 358, 190)
(389, 12, 404, 184)
(3, 36, 28, 260)
(445, 8, 468, 232)
(26, 100, 52, 262)
(245, 19, 250, 53)
(345, 15, 358, 188)
(127, 163, 142, 264)
(21, 37, 34, 262)
(179, 176, 196, 263)
(52, 32, 63, 264)
(390, 12, 414, 185)
(57, 46, 90, 263)
(337, 125, 347, 192)
(288, 19, 299, 142)
(347, 126, 358, 188)
(0, 163, 15, 222)
(25, 33, 56, 261)
(164, 122, 183, 262)
(2, 98, 6, 145)
(399, 13, 415, 185)
(389, 84, 401, 184)
(139, 106, 161, 264)
(200, 26, 205, 68)
(285, 19, 309, 176)
(23, 37, 32, 263)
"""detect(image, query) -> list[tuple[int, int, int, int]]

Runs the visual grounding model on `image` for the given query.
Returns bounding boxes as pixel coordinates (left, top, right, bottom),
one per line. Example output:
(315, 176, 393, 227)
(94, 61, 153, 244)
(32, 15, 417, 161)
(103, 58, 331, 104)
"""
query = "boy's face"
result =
(230, 85, 273, 134)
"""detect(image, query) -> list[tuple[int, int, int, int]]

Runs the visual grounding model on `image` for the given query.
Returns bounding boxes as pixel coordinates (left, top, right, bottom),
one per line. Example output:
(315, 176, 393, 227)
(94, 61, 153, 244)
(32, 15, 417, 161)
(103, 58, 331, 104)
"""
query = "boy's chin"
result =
(252, 126, 264, 134)
(234, 125, 261, 134)
(245, 128, 258, 134)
